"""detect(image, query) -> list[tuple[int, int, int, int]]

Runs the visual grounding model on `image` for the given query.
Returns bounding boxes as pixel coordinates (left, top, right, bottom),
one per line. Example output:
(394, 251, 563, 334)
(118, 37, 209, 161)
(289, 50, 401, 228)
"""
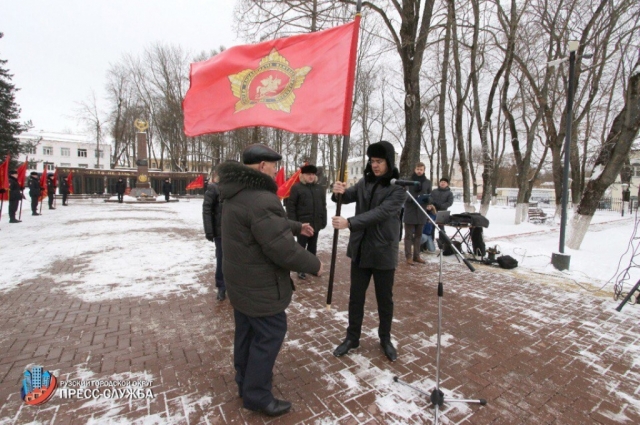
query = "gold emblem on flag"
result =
(229, 49, 311, 113)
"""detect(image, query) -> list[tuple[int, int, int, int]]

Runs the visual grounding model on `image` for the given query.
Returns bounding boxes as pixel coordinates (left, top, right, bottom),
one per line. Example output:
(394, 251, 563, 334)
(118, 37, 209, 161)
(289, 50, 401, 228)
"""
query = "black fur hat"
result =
(366, 140, 396, 170)
(300, 164, 317, 174)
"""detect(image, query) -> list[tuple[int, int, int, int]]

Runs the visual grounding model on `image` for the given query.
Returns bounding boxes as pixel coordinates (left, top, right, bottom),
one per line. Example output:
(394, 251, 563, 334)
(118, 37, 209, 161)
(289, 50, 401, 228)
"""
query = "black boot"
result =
(216, 287, 226, 301)
(9, 218, 21, 223)
(333, 339, 359, 357)
(380, 340, 397, 361)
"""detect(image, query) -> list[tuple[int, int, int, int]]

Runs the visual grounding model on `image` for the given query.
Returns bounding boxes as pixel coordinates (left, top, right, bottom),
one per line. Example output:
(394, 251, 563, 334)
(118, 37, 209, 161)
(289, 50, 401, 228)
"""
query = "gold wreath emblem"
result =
(134, 119, 149, 132)
(138, 174, 148, 183)
(229, 49, 311, 113)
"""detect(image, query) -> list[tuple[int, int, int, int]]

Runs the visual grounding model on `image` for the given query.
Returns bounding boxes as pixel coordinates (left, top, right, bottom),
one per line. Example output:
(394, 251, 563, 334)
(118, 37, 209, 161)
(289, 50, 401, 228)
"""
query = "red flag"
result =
(17, 158, 28, 188)
(66, 172, 74, 194)
(53, 167, 58, 188)
(275, 167, 285, 188)
(186, 175, 205, 190)
(0, 155, 9, 201)
(277, 168, 302, 200)
(39, 167, 48, 200)
(183, 16, 360, 137)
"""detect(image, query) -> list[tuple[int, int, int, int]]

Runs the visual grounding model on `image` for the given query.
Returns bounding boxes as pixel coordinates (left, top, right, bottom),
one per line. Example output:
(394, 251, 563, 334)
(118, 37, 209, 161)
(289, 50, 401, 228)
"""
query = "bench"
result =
(528, 208, 548, 224)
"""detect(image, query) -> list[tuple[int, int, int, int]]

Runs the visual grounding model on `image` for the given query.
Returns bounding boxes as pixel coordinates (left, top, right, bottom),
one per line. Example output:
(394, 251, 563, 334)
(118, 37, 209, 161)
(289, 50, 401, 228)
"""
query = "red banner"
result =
(53, 167, 59, 188)
(275, 167, 285, 188)
(0, 155, 9, 201)
(39, 168, 48, 200)
(277, 168, 302, 200)
(183, 17, 360, 137)
(66, 172, 74, 194)
(17, 159, 28, 188)
(186, 175, 205, 190)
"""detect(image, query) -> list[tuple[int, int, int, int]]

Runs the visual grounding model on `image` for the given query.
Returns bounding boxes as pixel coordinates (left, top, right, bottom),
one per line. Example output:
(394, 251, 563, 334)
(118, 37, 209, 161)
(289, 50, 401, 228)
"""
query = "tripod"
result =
(394, 190, 486, 424)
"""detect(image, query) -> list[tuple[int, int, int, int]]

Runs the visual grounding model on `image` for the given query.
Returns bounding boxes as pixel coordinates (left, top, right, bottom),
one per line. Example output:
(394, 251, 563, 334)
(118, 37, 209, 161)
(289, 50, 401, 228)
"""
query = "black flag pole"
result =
(326, 0, 362, 310)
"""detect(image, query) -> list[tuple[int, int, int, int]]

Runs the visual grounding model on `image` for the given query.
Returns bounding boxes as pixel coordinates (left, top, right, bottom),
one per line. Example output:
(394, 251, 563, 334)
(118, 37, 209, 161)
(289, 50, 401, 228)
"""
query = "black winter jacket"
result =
(28, 176, 41, 198)
(430, 186, 454, 211)
(9, 176, 22, 202)
(47, 179, 56, 196)
(202, 182, 222, 238)
(162, 181, 172, 195)
(218, 162, 321, 317)
(402, 173, 432, 225)
(115, 180, 126, 194)
(286, 181, 327, 232)
(59, 179, 70, 195)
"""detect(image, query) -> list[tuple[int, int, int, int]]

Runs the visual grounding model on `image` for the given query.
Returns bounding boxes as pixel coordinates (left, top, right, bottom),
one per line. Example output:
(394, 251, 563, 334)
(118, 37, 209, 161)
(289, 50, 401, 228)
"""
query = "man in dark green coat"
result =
(218, 144, 323, 417)
(331, 140, 405, 362)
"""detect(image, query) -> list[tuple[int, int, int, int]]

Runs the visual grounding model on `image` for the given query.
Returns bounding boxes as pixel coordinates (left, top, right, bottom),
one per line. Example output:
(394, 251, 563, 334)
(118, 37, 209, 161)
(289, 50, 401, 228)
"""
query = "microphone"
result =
(390, 179, 420, 187)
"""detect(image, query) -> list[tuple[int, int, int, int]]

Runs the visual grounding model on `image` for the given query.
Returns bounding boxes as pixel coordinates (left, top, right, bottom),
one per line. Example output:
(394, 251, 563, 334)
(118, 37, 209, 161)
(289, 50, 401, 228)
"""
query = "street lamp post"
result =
(551, 40, 580, 272)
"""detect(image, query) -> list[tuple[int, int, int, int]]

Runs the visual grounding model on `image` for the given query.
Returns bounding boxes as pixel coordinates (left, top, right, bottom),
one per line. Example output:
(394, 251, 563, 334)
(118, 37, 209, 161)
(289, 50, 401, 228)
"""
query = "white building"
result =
(17, 131, 112, 173)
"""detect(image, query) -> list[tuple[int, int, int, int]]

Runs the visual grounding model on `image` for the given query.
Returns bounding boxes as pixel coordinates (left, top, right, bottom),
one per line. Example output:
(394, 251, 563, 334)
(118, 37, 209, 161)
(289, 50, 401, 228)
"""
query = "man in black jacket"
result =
(286, 164, 327, 280)
(202, 171, 226, 301)
(28, 172, 41, 216)
(429, 178, 454, 240)
(218, 144, 323, 417)
(115, 178, 126, 203)
(47, 175, 56, 210)
(59, 176, 69, 206)
(7, 170, 22, 223)
(331, 140, 405, 362)
(162, 179, 172, 202)
(402, 162, 431, 265)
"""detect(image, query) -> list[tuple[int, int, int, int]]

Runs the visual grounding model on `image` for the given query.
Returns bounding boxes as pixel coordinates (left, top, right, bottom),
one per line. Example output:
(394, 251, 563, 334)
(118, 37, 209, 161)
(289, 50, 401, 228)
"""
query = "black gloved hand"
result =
(205, 233, 214, 242)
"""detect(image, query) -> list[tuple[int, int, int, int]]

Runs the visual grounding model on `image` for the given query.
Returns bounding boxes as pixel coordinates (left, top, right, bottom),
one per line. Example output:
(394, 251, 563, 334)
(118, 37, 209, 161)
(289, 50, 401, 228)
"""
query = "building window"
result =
(28, 161, 38, 169)
(25, 146, 37, 155)
(44, 163, 55, 171)
(632, 164, 640, 178)
(77, 149, 87, 157)
(94, 164, 103, 169)
(61, 148, 70, 156)
(78, 164, 89, 169)
(43, 146, 53, 155)
(60, 163, 71, 167)
(95, 150, 104, 158)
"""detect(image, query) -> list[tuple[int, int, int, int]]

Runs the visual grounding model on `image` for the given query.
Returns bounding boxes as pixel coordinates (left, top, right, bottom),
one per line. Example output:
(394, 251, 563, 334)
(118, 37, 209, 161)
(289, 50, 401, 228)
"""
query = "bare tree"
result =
(75, 90, 105, 169)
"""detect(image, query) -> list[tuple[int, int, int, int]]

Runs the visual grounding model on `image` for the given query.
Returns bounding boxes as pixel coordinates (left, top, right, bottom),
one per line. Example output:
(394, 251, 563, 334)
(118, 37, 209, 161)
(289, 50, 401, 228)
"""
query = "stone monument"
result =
(128, 119, 158, 200)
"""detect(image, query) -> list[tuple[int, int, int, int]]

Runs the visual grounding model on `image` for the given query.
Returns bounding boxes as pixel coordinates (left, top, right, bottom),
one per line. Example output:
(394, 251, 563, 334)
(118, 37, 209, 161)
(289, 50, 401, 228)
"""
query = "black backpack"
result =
(497, 255, 518, 269)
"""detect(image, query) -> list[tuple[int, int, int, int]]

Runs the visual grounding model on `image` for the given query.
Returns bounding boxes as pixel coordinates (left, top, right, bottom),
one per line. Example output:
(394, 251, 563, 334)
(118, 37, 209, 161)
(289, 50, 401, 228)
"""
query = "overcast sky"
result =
(1, 0, 239, 135)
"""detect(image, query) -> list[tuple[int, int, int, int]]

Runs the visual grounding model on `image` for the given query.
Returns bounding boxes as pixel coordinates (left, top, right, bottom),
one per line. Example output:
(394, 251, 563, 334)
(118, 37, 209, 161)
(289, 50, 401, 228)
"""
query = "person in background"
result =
(218, 144, 323, 417)
(402, 162, 431, 265)
(162, 178, 172, 202)
(7, 170, 23, 223)
(429, 177, 454, 242)
(47, 174, 56, 210)
(420, 209, 438, 254)
(331, 140, 405, 362)
(28, 172, 41, 216)
(115, 178, 126, 203)
(60, 176, 70, 206)
(202, 170, 226, 301)
(285, 164, 327, 280)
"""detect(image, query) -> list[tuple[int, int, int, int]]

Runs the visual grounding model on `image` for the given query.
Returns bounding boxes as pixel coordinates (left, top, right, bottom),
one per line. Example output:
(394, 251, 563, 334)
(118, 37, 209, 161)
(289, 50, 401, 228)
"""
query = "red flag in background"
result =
(186, 175, 205, 190)
(183, 16, 361, 137)
(277, 168, 302, 200)
(66, 172, 74, 194)
(0, 155, 9, 201)
(53, 167, 59, 188)
(39, 167, 48, 200)
(275, 167, 285, 188)
(17, 159, 28, 188)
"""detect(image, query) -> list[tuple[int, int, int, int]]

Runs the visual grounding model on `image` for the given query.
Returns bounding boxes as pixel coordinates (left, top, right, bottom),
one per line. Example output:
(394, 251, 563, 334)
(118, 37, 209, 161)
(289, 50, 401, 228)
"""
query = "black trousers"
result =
(297, 232, 319, 256)
(30, 196, 38, 213)
(214, 237, 224, 288)
(234, 309, 287, 410)
(117, 193, 124, 203)
(9, 200, 19, 220)
(48, 193, 54, 208)
(62, 193, 68, 205)
(164, 193, 170, 202)
(346, 264, 395, 343)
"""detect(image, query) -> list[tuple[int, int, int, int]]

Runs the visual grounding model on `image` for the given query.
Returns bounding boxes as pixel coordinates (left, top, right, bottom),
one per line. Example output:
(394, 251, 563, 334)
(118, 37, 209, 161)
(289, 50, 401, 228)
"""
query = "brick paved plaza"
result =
(0, 200, 639, 424)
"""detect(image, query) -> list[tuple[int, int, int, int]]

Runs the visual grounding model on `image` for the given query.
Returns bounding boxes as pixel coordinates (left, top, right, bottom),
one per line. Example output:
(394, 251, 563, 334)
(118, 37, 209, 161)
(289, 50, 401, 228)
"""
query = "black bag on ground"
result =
(449, 213, 490, 228)
(438, 239, 462, 256)
(496, 255, 518, 269)
(471, 227, 486, 257)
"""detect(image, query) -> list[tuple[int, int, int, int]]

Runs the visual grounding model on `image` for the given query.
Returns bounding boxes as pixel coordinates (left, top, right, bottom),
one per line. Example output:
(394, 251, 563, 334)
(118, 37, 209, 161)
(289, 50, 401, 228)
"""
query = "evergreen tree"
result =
(0, 32, 26, 163)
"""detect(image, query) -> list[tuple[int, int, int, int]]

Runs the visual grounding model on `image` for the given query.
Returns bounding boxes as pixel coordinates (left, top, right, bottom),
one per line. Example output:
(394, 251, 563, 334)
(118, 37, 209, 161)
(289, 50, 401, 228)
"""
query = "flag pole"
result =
(326, 0, 362, 310)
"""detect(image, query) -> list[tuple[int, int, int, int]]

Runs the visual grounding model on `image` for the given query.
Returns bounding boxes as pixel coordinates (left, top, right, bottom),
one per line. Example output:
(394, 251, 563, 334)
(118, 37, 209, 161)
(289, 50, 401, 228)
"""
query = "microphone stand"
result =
(393, 189, 486, 424)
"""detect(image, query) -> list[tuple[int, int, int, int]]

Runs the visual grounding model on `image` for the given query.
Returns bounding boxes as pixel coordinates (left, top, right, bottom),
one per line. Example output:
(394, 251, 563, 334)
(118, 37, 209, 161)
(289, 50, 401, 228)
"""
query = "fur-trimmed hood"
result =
(364, 140, 400, 185)
(217, 161, 278, 200)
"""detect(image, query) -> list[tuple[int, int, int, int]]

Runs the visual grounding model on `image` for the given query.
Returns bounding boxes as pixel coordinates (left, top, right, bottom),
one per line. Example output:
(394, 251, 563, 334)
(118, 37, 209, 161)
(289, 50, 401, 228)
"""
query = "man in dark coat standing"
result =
(115, 178, 126, 203)
(331, 140, 406, 362)
(403, 162, 431, 265)
(202, 171, 226, 301)
(59, 176, 70, 206)
(7, 170, 22, 223)
(218, 144, 323, 417)
(28, 171, 41, 216)
(286, 164, 327, 280)
(162, 178, 172, 202)
(46, 175, 56, 210)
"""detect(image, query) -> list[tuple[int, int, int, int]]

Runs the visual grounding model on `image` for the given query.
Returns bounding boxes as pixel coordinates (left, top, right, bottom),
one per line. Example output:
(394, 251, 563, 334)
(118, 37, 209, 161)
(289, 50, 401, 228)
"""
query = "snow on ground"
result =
(1, 194, 637, 301)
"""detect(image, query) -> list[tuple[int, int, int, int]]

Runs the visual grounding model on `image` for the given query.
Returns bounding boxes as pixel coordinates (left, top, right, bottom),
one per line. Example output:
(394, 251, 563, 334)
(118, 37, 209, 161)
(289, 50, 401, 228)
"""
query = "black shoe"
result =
(216, 288, 226, 301)
(297, 272, 306, 280)
(333, 339, 359, 357)
(32, 212, 40, 216)
(381, 340, 397, 362)
(251, 399, 292, 417)
(9, 219, 21, 223)
(49, 207, 56, 210)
